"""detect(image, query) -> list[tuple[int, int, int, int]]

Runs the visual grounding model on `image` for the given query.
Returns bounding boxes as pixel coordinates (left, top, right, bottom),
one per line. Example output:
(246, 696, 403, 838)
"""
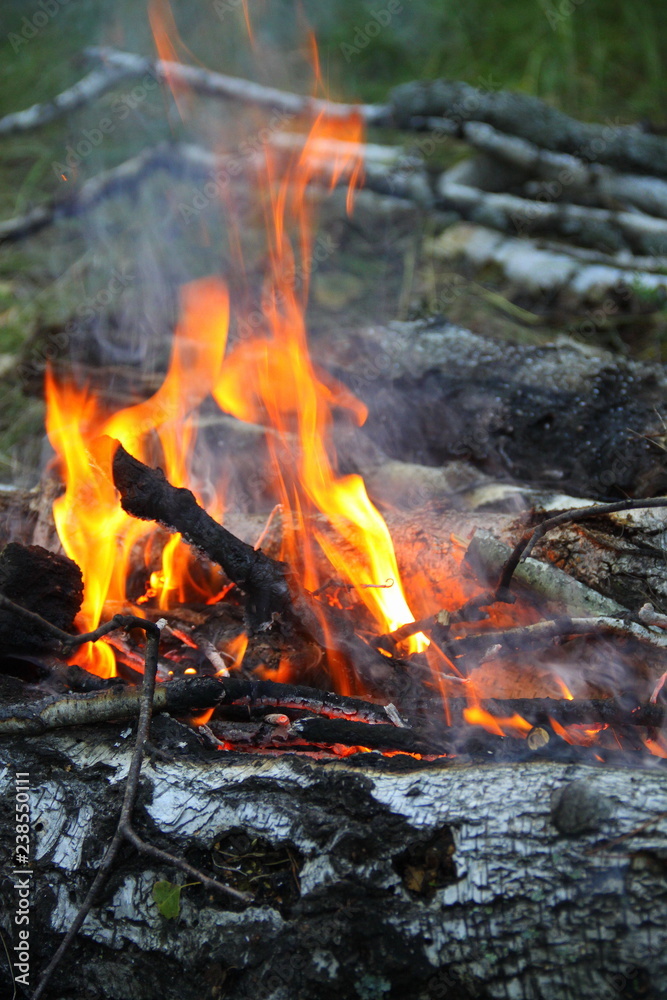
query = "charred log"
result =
(0, 543, 82, 652)
(321, 319, 667, 500)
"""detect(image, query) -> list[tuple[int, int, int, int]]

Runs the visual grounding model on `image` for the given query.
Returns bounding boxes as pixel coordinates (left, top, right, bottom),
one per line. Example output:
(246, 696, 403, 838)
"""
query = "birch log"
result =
(0, 727, 666, 1000)
(390, 79, 667, 178)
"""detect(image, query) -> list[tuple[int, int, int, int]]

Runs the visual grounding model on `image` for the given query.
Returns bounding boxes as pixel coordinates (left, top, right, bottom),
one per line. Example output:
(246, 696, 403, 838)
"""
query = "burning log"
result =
(0, 676, 400, 737)
(2, 724, 666, 1000)
(1, 677, 664, 741)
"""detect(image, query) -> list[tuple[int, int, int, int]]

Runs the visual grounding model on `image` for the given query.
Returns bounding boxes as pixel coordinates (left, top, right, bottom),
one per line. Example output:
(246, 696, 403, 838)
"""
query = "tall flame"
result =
(45, 38, 425, 685)
(46, 278, 230, 675)
(212, 104, 426, 655)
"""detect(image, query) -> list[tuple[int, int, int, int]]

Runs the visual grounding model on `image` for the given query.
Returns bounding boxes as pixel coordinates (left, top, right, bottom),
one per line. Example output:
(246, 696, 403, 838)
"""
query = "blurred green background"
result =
(1, 0, 665, 119)
(0, 0, 665, 483)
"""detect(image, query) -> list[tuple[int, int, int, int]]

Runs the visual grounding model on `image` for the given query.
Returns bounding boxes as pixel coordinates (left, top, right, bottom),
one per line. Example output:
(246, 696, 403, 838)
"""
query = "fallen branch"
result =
(437, 177, 667, 256)
(463, 531, 628, 618)
(0, 675, 400, 736)
(392, 79, 667, 178)
(86, 46, 388, 124)
(0, 64, 137, 137)
(0, 138, 426, 244)
(0, 143, 222, 243)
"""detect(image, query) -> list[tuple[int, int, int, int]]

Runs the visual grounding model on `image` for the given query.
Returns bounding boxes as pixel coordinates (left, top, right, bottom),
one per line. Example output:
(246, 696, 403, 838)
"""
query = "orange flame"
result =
(464, 707, 532, 738)
(148, 0, 194, 121)
(213, 105, 426, 661)
(45, 42, 426, 686)
(46, 278, 230, 675)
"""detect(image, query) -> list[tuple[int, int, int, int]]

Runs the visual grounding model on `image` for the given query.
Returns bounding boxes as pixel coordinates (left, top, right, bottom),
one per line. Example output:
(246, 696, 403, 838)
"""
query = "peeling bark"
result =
(1, 726, 666, 1000)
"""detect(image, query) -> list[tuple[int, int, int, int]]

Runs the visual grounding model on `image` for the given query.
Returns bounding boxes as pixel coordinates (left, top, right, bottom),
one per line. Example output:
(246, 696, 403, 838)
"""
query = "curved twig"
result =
(495, 497, 667, 599)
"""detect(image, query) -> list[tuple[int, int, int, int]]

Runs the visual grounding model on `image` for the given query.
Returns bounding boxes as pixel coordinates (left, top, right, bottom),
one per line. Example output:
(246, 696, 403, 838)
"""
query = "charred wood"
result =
(0, 543, 82, 651)
(321, 318, 667, 500)
(112, 442, 397, 690)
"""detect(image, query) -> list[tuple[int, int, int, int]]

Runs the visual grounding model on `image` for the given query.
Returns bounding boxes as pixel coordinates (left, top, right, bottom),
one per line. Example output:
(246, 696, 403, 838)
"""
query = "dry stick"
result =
(0, 601, 254, 1000)
(0, 143, 217, 243)
(85, 46, 388, 124)
(0, 676, 398, 736)
(495, 497, 667, 600)
(0, 48, 386, 140)
(0, 138, 419, 244)
(0, 64, 136, 137)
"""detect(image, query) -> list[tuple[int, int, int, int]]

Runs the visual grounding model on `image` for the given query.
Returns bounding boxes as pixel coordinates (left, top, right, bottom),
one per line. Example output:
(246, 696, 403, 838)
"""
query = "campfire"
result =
(2, 6, 667, 1000)
(12, 81, 665, 766)
(8, 98, 667, 761)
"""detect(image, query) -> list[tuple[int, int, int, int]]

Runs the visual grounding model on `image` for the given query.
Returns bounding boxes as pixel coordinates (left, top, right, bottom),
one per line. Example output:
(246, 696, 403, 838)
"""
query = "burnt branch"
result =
(111, 442, 398, 690)
(0, 676, 401, 737)
(112, 442, 295, 629)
